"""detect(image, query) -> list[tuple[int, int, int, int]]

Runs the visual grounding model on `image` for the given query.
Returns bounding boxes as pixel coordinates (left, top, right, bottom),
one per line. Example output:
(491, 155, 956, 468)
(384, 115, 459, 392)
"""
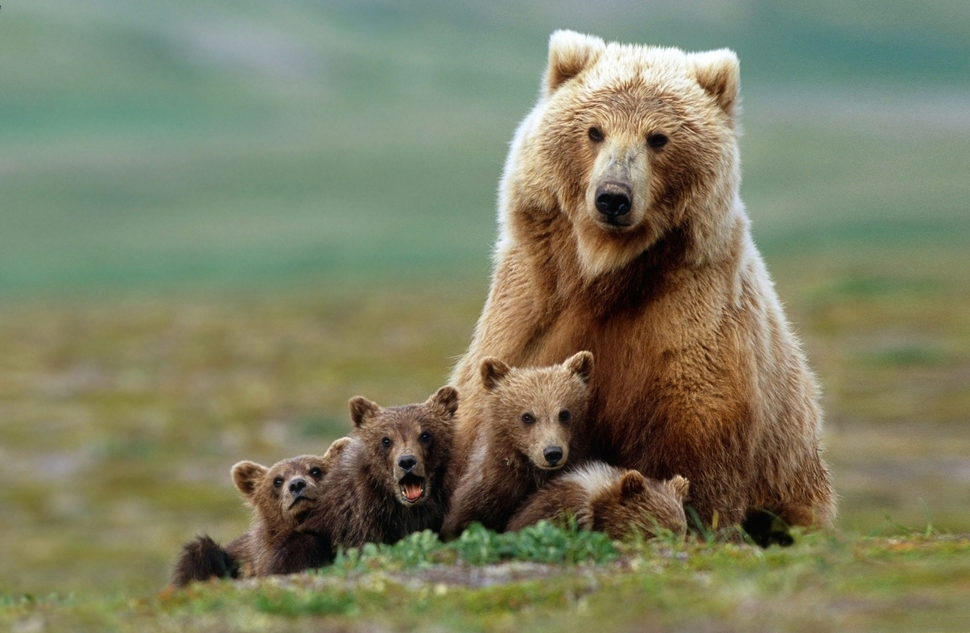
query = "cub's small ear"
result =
(428, 385, 460, 418)
(620, 470, 646, 499)
(564, 350, 594, 384)
(480, 357, 511, 392)
(231, 461, 268, 498)
(690, 49, 740, 119)
(666, 475, 690, 500)
(349, 396, 380, 429)
(321, 437, 352, 471)
(545, 29, 605, 96)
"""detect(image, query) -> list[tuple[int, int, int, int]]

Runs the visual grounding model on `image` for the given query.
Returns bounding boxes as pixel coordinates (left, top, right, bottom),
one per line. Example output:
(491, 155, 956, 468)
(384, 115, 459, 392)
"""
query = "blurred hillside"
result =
(1, 0, 968, 293)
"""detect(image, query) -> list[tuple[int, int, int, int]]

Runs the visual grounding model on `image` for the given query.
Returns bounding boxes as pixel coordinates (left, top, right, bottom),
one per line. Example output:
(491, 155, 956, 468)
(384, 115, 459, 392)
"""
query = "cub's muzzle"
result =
(288, 477, 307, 497)
(543, 445, 564, 467)
(398, 455, 417, 473)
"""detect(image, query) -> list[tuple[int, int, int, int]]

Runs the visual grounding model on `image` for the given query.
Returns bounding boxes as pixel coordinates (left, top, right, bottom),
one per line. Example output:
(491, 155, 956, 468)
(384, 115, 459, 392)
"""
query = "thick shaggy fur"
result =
(442, 352, 592, 538)
(170, 439, 349, 587)
(451, 30, 835, 535)
(507, 462, 689, 539)
(266, 387, 458, 573)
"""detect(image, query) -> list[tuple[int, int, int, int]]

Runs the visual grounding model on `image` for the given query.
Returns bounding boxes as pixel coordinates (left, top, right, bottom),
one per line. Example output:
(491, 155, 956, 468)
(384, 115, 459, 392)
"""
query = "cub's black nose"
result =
(543, 446, 564, 466)
(288, 478, 307, 496)
(595, 183, 632, 219)
(398, 455, 417, 472)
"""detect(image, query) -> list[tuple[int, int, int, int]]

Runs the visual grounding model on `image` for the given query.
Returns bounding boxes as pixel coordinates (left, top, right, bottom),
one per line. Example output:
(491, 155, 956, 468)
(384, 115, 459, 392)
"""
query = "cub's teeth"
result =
(401, 482, 423, 501)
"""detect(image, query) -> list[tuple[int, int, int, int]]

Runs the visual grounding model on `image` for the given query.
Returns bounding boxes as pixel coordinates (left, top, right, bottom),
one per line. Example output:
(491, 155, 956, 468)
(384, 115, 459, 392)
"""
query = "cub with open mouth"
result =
(268, 386, 458, 567)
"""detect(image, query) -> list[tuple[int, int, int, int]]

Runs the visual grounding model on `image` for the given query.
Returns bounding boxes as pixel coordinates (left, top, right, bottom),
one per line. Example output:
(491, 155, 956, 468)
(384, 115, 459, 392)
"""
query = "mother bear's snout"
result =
(594, 181, 632, 221)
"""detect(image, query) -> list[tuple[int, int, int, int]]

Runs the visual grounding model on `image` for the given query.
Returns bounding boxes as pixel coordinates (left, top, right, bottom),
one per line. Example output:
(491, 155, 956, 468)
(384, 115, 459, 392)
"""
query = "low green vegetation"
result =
(326, 522, 621, 571)
(2, 529, 968, 633)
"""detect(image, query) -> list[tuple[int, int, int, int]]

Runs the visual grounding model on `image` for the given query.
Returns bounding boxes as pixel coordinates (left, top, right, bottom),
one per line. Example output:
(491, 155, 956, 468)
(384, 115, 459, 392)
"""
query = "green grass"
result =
(325, 522, 620, 572)
(2, 532, 968, 633)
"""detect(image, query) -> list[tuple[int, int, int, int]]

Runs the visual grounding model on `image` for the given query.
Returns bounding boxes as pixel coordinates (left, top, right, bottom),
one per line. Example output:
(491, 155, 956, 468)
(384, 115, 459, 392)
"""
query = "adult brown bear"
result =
(449, 30, 835, 540)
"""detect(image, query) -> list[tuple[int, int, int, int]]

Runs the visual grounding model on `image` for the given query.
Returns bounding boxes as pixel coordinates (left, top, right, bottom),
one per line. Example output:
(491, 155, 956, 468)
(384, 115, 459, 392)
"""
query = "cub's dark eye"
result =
(647, 133, 668, 149)
(588, 127, 604, 142)
(309, 467, 322, 478)
(419, 432, 432, 444)
(381, 437, 391, 448)
(273, 477, 284, 488)
(559, 410, 571, 423)
(521, 413, 535, 425)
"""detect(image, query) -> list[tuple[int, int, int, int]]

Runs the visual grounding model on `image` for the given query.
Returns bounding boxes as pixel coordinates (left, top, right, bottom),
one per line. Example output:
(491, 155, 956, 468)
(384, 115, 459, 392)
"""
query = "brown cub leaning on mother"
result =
(448, 30, 835, 544)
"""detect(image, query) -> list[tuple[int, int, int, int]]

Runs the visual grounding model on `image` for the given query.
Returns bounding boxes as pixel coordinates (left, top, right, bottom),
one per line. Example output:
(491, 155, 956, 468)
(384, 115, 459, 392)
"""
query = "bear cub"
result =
(264, 386, 459, 572)
(507, 461, 690, 540)
(442, 351, 593, 538)
(170, 438, 350, 587)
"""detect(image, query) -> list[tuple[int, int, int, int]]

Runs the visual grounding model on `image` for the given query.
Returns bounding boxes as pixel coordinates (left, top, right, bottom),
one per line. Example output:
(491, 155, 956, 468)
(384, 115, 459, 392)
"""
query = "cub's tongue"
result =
(403, 481, 423, 502)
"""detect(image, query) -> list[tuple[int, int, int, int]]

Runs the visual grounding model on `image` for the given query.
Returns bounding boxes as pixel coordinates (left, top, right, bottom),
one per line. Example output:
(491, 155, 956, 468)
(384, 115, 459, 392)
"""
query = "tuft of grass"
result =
(253, 587, 357, 617)
(325, 522, 619, 575)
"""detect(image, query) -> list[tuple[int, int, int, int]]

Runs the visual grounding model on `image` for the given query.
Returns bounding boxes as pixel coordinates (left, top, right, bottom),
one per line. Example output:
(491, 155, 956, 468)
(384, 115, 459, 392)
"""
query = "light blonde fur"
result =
(451, 31, 835, 533)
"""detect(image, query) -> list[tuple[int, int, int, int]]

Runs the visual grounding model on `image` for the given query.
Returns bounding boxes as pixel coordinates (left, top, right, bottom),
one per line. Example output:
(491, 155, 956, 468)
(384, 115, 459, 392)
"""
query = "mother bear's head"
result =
(499, 30, 746, 278)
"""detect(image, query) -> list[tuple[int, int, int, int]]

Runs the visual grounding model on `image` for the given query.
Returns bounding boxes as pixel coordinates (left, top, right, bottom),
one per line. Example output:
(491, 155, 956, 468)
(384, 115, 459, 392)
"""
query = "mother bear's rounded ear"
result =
(480, 357, 511, 392)
(564, 350, 594, 385)
(689, 48, 740, 119)
(348, 396, 380, 429)
(545, 30, 605, 96)
(427, 385, 460, 418)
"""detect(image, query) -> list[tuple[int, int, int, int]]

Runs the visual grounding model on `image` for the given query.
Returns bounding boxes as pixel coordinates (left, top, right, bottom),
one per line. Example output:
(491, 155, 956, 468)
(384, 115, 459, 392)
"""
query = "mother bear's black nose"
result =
(398, 455, 417, 472)
(595, 182, 632, 219)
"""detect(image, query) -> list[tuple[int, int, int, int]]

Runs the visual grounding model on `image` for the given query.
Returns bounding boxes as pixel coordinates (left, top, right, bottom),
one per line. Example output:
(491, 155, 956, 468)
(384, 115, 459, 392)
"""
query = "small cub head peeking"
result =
(348, 386, 458, 507)
(231, 439, 350, 528)
(591, 471, 690, 539)
(480, 351, 593, 471)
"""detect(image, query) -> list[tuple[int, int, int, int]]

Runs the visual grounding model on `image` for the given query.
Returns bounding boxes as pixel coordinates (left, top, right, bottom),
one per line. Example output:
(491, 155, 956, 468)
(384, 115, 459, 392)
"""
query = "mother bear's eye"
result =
(382, 437, 391, 448)
(647, 133, 668, 149)
(558, 410, 571, 423)
(521, 413, 535, 425)
(273, 477, 284, 488)
(419, 432, 432, 444)
(587, 127, 604, 142)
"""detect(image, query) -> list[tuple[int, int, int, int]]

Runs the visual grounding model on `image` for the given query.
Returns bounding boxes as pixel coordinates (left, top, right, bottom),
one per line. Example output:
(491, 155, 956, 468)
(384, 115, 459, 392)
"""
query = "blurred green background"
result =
(1, 0, 969, 599)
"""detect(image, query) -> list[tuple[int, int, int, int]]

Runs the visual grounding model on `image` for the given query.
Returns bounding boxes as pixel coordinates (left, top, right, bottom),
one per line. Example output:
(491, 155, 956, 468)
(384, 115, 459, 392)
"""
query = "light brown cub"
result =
(442, 351, 593, 538)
